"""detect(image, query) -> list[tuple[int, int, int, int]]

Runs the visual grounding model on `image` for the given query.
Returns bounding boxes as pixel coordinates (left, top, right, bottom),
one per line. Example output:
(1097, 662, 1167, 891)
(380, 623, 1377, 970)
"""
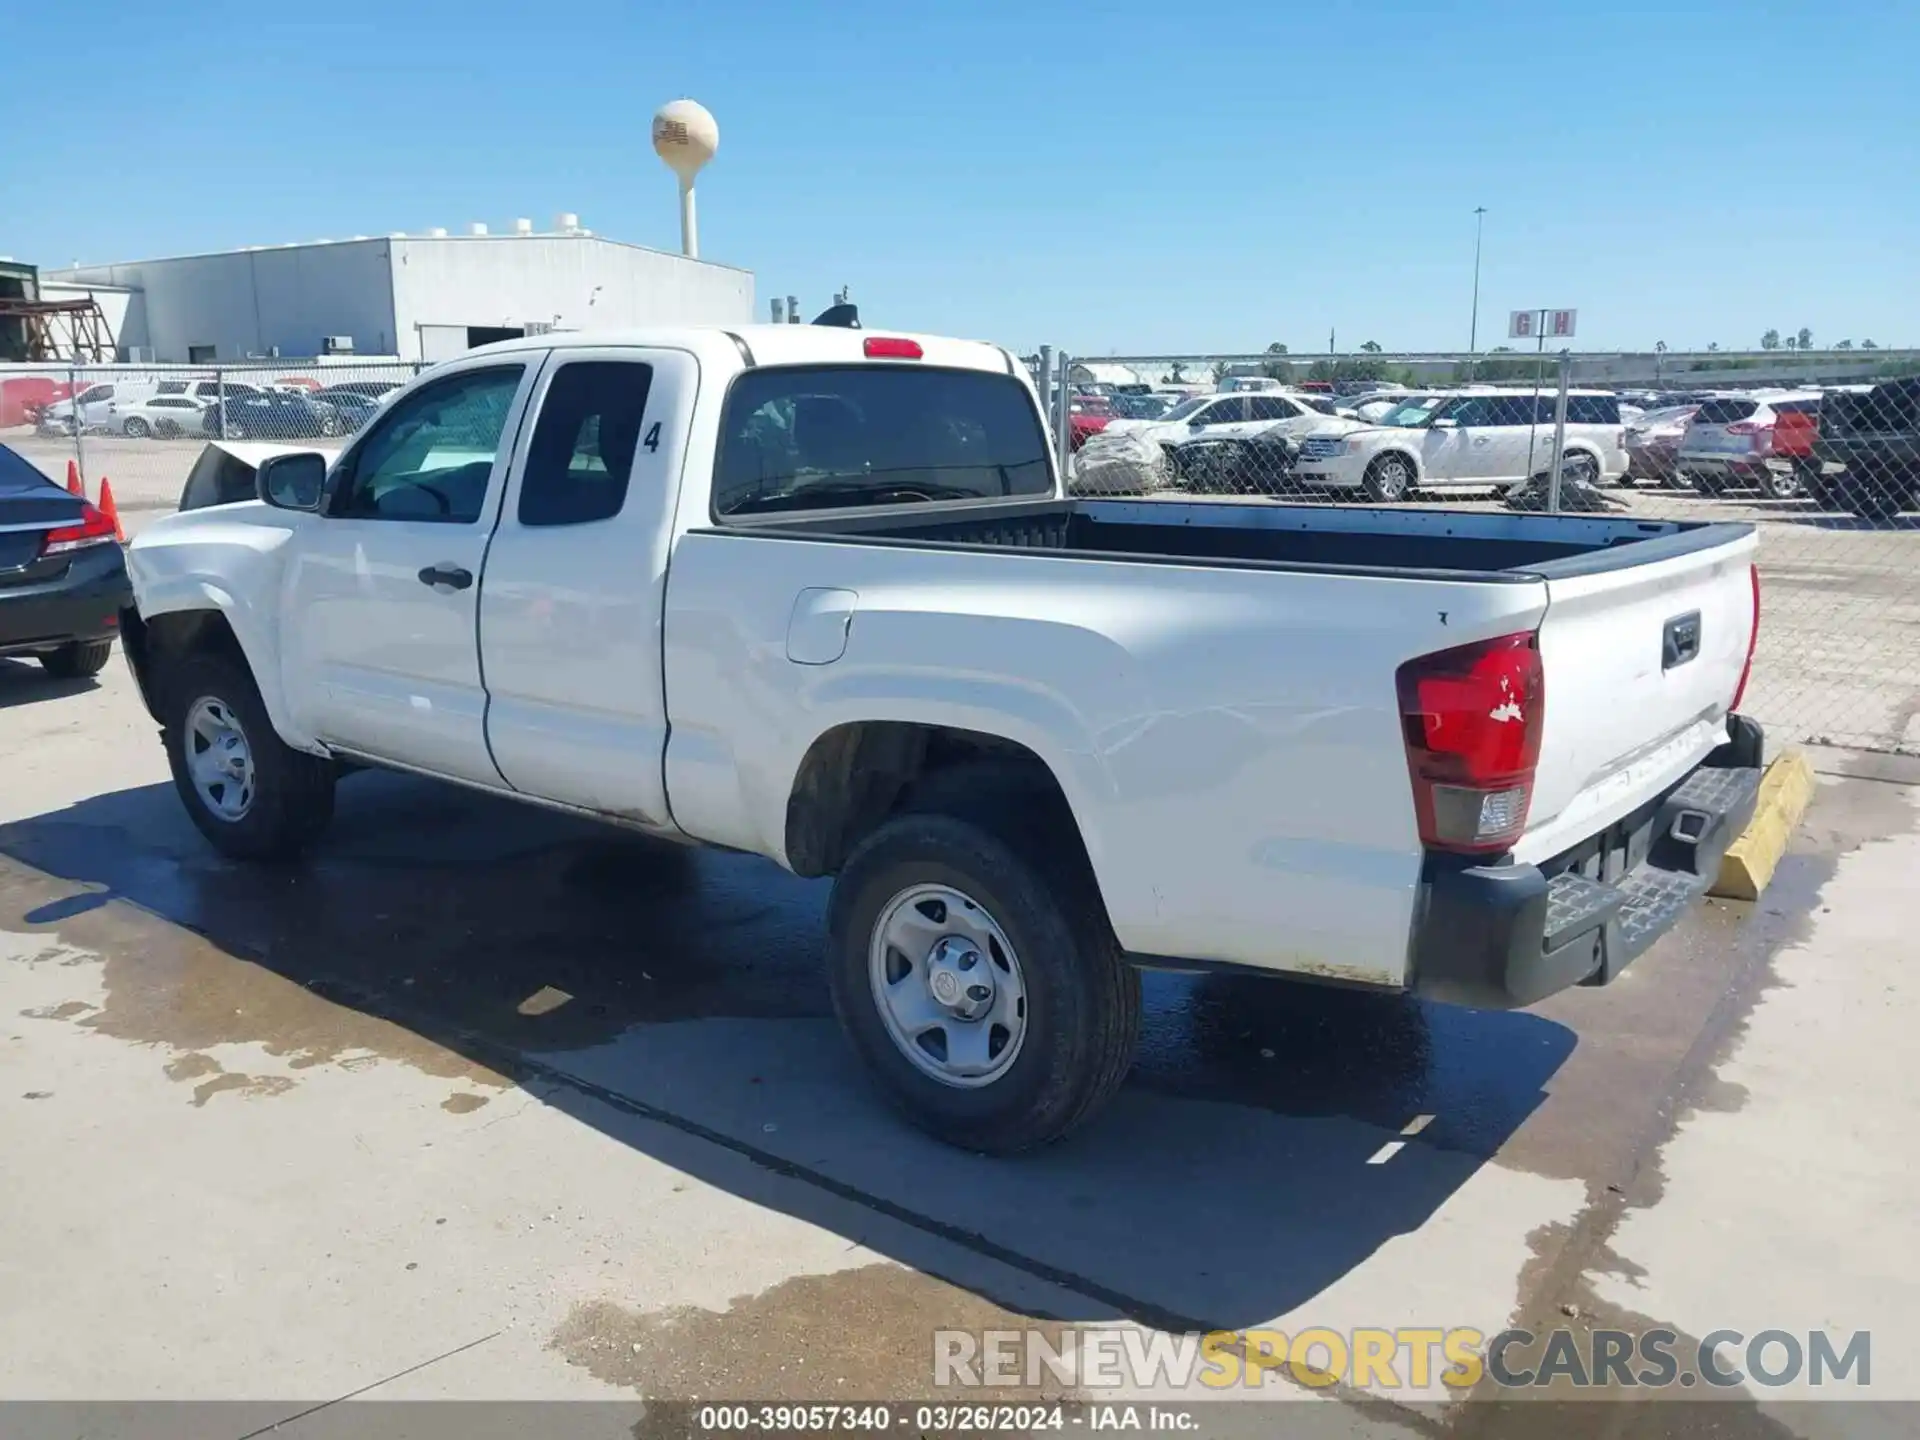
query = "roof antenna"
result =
(813, 302, 860, 328)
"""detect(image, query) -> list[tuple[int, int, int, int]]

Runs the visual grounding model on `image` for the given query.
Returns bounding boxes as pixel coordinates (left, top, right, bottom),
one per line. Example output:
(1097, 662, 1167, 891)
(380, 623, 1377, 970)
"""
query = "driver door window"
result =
(1248, 396, 1304, 422)
(332, 366, 525, 523)
(1194, 398, 1247, 428)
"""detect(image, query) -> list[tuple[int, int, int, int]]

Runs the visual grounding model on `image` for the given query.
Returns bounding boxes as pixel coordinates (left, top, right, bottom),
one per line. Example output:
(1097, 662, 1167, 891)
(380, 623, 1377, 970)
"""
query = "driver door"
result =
(1421, 396, 1482, 481)
(279, 356, 543, 783)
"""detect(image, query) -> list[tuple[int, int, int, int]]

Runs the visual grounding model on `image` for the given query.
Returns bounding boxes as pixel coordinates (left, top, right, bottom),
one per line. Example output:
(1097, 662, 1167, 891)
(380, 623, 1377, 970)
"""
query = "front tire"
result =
(1362, 452, 1415, 502)
(826, 799, 1140, 1153)
(39, 638, 114, 679)
(160, 652, 336, 860)
(122, 416, 150, 438)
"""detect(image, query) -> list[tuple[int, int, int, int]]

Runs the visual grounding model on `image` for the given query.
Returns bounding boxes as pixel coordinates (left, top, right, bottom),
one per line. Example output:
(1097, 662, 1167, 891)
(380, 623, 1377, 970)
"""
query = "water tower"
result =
(651, 99, 718, 260)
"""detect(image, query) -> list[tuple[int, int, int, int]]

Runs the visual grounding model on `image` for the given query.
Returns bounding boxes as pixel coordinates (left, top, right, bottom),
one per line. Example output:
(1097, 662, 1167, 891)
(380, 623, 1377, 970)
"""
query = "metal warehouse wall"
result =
(51, 241, 398, 362)
(388, 236, 754, 360)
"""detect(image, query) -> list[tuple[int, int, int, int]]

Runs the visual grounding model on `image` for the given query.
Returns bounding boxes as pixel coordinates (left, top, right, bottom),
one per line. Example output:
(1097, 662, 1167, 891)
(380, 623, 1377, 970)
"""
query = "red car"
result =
(1068, 395, 1110, 452)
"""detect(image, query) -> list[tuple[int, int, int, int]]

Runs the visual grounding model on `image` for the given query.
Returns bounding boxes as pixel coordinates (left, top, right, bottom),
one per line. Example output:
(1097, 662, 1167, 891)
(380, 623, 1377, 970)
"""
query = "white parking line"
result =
(1366, 1115, 1435, 1165)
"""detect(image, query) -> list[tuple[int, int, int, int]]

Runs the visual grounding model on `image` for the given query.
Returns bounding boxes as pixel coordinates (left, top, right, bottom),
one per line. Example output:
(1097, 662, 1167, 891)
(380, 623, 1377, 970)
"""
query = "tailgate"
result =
(1514, 529, 1758, 864)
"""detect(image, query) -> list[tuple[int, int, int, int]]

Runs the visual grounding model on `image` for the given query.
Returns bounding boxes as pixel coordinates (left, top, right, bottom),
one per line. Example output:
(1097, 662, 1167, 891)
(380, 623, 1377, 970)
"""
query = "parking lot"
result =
(3, 437, 1918, 1435)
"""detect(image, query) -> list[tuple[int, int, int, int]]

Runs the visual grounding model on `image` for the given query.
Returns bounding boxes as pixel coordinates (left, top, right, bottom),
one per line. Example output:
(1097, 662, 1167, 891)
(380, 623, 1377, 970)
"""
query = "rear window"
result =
(714, 366, 1051, 517)
(1566, 395, 1621, 425)
(1694, 399, 1758, 424)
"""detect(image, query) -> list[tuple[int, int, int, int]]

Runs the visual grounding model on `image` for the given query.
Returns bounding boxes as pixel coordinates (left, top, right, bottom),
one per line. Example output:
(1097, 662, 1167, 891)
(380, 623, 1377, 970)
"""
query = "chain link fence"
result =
(1036, 347, 1920, 757)
(5, 347, 1916, 757)
(0, 358, 424, 533)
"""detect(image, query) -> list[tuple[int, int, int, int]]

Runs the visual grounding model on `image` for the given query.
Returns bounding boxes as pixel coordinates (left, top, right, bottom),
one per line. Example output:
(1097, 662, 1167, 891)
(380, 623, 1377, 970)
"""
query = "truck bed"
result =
(727, 496, 1749, 581)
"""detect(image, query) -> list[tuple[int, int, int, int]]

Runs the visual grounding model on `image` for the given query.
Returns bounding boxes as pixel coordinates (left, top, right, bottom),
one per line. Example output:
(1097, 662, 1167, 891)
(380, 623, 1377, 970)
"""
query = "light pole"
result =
(1468, 206, 1487, 374)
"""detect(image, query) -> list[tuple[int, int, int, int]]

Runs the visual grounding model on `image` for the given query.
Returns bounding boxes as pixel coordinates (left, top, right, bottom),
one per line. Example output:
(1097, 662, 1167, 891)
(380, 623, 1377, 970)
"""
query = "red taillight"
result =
(42, 502, 119, 555)
(863, 336, 923, 360)
(1730, 564, 1760, 713)
(1396, 632, 1545, 855)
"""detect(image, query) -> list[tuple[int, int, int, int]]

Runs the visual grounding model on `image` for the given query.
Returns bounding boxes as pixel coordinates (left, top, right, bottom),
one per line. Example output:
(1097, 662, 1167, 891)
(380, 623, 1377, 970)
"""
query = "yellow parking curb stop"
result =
(1710, 750, 1817, 901)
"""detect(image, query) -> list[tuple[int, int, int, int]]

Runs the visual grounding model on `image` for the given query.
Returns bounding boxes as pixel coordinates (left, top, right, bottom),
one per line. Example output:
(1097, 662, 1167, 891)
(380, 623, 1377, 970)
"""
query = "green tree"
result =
(1265, 342, 1288, 354)
(1211, 360, 1231, 385)
(1835, 339, 1854, 350)
(1261, 340, 1290, 380)
(1861, 339, 1879, 350)
(1797, 327, 1813, 351)
(1360, 340, 1383, 353)
(1761, 329, 1781, 350)
(1708, 342, 1720, 352)
(1167, 361, 1187, 383)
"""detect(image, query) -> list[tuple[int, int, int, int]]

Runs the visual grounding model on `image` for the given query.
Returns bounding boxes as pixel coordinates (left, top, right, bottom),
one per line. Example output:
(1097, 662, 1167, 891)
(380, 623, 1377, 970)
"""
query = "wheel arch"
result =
(132, 594, 302, 745)
(783, 721, 1100, 893)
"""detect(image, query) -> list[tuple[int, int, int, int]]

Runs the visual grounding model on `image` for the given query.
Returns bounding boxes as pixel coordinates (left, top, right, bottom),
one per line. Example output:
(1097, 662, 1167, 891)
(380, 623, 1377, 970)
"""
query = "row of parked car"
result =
(34, 377, 401, 441)
(1064, 376, 1920, 518)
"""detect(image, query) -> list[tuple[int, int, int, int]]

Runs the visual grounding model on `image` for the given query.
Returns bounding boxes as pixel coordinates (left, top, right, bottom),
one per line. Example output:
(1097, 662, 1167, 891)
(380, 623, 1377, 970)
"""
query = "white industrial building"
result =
(44, 216, 754, 363)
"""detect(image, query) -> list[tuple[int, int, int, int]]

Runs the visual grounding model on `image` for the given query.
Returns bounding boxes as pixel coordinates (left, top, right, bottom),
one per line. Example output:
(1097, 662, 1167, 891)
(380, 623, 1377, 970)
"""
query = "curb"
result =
(1710, 750, 1817, 901)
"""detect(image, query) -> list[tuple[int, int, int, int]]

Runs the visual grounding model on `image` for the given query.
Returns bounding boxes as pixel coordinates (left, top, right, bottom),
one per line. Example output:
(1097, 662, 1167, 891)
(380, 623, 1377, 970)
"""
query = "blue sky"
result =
(4, 0, 1915, 355)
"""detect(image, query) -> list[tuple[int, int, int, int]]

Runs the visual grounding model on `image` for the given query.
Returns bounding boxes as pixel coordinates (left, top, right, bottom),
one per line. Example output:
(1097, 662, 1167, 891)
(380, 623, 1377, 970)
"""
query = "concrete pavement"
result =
(0, 652, 1914, 1436)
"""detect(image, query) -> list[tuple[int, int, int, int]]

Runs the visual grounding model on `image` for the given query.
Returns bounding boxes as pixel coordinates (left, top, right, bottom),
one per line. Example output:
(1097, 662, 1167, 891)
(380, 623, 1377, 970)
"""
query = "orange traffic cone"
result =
(99, 478, 126, 543)
(66, 460, 85, 499)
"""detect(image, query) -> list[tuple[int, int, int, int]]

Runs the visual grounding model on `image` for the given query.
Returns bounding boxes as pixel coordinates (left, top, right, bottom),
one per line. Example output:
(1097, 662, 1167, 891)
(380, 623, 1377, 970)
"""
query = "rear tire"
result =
(1760, 463, 1803, 501)
(122, 417, 150, 438)
(1362, 452, 1415, 503)
(39, 638, 114, 679)
(826, 776, 1140, 1153)
(160, 652, 336, 860)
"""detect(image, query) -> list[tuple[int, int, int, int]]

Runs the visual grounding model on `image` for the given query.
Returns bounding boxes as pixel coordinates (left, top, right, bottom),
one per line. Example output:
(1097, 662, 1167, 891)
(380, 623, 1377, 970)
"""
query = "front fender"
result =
(127, 505, 308, 745)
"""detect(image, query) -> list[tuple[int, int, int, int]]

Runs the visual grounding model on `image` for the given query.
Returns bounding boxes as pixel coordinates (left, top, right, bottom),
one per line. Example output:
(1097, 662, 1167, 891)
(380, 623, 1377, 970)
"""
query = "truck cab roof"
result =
(465, 325, 1020, 377)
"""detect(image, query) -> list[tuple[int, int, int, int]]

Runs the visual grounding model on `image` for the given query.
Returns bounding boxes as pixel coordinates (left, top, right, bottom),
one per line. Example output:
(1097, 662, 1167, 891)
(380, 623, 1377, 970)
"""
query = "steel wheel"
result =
(868, 882, 1028, 1088)
(184, 696, 257, 822)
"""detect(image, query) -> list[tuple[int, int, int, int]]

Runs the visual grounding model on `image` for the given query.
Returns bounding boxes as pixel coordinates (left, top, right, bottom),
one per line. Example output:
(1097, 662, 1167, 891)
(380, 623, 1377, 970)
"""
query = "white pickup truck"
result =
(120, 324, 1767, 1152)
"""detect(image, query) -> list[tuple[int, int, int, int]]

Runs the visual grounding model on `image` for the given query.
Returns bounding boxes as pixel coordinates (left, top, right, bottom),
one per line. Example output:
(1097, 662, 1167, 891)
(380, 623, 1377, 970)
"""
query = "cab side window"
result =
(517, 362, 655, 527)
(331, 366, 524, 524)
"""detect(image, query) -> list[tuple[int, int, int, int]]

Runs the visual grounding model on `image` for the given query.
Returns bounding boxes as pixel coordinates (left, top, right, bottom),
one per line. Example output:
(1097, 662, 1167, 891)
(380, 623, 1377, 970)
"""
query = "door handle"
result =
(418, 564, 473, 591)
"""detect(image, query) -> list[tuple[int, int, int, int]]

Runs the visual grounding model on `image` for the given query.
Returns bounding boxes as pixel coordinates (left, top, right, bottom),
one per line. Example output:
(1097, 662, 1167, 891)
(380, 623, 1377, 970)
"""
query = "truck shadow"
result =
(0, 656, 104, 711)
(0, 768, 1576, 1334)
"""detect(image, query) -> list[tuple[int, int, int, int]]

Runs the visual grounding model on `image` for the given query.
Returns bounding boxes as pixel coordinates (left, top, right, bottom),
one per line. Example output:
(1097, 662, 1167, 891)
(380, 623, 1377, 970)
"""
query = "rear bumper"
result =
(1678, 454, 1771, 480)
(0, 544, 132, 655)
(1411, 718, 1765, 1010)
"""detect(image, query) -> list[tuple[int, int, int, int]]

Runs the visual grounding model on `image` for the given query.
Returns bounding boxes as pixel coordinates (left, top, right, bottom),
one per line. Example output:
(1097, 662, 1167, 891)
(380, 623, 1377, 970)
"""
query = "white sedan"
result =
(108, 395, 214, 439)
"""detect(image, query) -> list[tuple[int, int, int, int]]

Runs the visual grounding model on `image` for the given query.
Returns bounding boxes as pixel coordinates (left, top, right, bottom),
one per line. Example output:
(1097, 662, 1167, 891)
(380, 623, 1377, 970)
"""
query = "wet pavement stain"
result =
(188, 1068, 295, 1107)
(549, 1262, 1077, 1407)
(162, 1051, 221, 1082)
(441, 1092, 490, 1114)
(22, 999, 93, 1021)
(0, 854, 512, 1096)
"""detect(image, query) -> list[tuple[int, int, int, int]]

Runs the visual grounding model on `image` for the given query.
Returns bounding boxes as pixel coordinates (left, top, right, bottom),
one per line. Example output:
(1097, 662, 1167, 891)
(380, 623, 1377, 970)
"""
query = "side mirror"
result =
(256, 452, 328, 512)
(1429, 417, 1459, 430)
